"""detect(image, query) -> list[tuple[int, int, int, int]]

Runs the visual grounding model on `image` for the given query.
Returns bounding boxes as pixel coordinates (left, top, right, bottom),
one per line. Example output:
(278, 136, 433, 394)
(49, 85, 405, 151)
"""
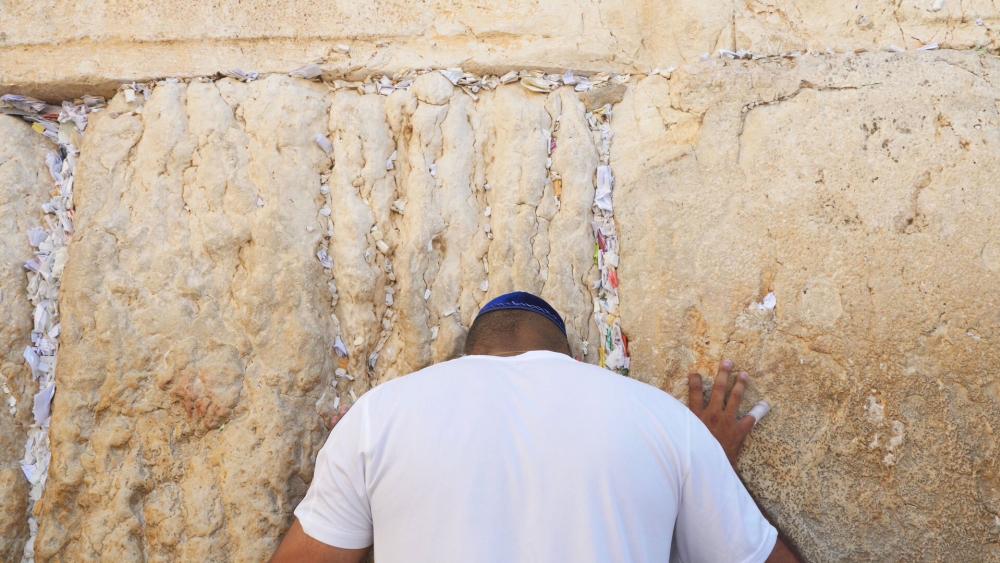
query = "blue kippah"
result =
(476, 291, 567, 335)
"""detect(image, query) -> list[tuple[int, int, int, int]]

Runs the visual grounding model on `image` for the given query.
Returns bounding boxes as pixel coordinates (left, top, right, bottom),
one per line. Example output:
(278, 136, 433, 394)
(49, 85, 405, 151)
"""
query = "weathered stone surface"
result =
(34, 77, 602, 560)
(3, 1, 998, 100)
(0, 116, 54, 561)
(614, 50, 1000, 562)
(4, 8, 999, 558)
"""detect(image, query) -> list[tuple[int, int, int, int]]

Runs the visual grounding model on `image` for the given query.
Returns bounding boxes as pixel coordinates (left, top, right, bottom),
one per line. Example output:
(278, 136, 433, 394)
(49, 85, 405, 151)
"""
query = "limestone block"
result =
(0, 116, 54, 561)
(4, 1, 998, 100)
(731, 0, 1000, 55)
(613, 51, 1000, 562)
(33, 76, 602, 560)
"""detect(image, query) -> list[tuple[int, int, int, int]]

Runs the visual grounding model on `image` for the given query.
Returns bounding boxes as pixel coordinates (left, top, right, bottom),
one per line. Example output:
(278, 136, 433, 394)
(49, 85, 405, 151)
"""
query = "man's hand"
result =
(687, 359, 770, 466)
(687, 361, 800, 562)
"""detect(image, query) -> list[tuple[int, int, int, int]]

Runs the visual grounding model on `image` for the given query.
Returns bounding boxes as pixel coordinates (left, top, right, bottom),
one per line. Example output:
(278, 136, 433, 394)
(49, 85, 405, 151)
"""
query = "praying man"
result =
(271, 291, 801, 562)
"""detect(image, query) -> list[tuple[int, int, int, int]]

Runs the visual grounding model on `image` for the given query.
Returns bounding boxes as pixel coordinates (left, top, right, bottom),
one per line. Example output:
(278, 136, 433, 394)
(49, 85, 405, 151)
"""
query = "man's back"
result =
(295, 350, 776, 563)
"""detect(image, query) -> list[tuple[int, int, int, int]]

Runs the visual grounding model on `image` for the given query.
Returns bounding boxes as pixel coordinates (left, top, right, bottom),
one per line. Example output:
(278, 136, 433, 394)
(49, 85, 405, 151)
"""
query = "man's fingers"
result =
(737, 401, 770, 437)
(737, 413, 757, 436)
(726, 372, 748, 415)
(708, 359, 733, 410)
(687, 373, 704, 415)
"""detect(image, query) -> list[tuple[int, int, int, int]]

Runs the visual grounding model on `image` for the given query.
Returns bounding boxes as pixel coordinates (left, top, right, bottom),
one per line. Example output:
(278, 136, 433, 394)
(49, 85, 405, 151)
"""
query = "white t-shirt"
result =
(295, 350, 777, 563)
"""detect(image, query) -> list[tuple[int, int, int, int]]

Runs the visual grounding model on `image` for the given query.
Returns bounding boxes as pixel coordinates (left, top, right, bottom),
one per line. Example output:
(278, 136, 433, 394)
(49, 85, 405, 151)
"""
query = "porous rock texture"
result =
(614, 50, 1000, 561)
(3, 0, 999, 99)
(0, 116, 54, 562)
(32, 76, 602, 561)
(3, 8, 1000, 560)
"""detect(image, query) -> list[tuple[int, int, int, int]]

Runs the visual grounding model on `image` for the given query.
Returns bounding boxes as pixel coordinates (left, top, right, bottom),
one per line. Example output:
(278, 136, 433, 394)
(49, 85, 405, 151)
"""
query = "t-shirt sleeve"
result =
(670, 412, 778, 563)
(293, 399, 374, 549)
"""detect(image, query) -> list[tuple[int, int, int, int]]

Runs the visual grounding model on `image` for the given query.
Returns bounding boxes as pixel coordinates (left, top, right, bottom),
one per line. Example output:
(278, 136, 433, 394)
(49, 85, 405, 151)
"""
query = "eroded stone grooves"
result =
(313, 69, 631, 402)
(325, 89, 395, 400)
(542, 89, 603, 363)
(4, 49, 998, 563)
(586, 103, 630, 373)
(9, 71, 615, 561)
(0, 115, 60, 563)
(0, 94, 102, 563)
(22, 77, 340, 561)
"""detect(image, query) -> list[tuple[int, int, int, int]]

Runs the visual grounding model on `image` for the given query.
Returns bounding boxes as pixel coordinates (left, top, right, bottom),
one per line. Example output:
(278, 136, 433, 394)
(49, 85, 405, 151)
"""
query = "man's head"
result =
(463, 292, 570, 356)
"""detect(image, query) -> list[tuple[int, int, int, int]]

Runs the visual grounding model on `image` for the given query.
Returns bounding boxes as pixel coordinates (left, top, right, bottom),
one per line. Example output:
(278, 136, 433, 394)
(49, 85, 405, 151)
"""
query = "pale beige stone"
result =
(3, 6, 999, 559)
(411, 72, 455, 105)
(3, 1, 998, 100)
(613, 50, 1000, 562)
(0, 116, 54, 562)
(33, 77, 602, 560)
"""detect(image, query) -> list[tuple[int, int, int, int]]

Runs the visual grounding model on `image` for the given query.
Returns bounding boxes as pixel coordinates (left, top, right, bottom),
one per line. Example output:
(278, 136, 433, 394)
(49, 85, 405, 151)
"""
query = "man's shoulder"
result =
(558, 359, 686, 403)
(356, 357, 469, 403)
(366, 353, 688, 412)
(557, 361, 701, 434)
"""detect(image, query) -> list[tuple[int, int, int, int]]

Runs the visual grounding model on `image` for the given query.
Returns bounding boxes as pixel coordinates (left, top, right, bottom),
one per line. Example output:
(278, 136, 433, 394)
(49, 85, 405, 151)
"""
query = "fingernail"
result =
(722, 359, 734, 370)
(739, 372, 749, 380)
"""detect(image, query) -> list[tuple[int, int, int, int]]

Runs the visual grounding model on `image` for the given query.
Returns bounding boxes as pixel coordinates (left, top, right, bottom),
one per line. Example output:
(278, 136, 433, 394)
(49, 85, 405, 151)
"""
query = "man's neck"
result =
(465, 346, 569, 357)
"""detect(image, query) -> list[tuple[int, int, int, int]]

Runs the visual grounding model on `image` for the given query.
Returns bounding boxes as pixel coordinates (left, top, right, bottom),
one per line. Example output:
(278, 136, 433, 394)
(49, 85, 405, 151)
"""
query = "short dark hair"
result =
(463, 309, 570, 355)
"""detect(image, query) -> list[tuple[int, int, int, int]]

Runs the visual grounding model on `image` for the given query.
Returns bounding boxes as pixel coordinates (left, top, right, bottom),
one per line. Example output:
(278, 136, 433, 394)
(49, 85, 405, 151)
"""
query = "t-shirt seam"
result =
(297, 509, 373, 547)
(739, 524, 779, 563)
(459, 350, 574, 359)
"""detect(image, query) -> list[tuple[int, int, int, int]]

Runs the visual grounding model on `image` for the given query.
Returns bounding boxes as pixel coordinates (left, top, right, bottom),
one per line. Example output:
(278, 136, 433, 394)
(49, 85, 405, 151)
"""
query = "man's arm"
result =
(270, 519, 370, 563)
(272, 402, 374, 562)
(687, 360, 803, 563)
(765, 535, 800, 563)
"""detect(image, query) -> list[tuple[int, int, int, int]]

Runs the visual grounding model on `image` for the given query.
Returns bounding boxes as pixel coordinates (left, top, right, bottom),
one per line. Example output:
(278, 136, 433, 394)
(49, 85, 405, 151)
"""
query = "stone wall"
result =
(2, 2, 1000, 562)
(0, 116, 55, 562)
(32, 75, 604, 561)
(614, 51, 1000, 561)
(3, 1, 999, 99)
